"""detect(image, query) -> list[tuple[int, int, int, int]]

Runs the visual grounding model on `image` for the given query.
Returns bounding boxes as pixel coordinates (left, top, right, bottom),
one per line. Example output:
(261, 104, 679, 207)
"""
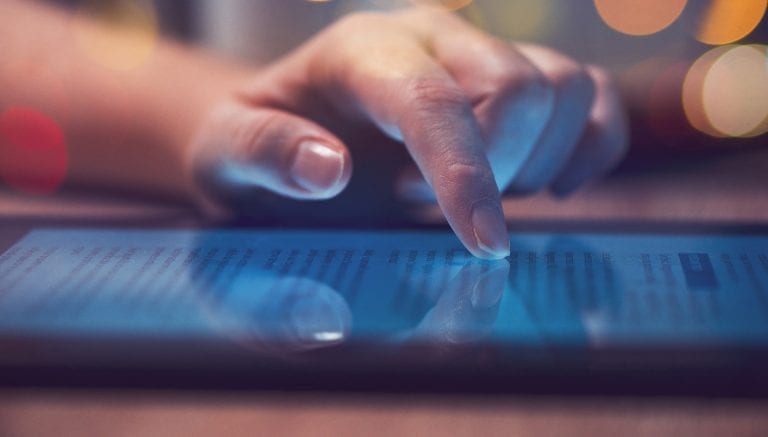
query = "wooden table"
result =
(1, 392, 767, 437)
(2, 147, 768, 437)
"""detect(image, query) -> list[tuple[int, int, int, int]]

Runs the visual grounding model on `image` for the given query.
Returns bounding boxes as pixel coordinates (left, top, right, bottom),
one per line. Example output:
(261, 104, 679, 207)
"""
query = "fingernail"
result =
(471, 203, 510, 260)
(289, 294, 347, 345)
(291, 141, 345, 194)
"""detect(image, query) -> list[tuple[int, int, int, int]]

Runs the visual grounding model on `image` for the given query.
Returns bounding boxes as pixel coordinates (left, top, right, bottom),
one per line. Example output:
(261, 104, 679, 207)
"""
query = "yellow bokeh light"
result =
(73, 0, 159, 72)
(465, 0, 558, 41)
(695, 0, 767, 45)
(594, 0, 688, 36)
(410, 0, 474, 12)
(682, 45, 730, 137)
(702, 45, 768, 137)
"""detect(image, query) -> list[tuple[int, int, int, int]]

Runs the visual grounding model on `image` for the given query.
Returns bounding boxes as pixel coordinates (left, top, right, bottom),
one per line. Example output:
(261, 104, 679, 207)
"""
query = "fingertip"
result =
(470, 203, 510, 260)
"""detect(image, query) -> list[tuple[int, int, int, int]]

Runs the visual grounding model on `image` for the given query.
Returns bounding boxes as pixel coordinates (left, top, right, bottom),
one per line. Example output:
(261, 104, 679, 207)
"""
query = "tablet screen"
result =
(2, 228, 768, 352)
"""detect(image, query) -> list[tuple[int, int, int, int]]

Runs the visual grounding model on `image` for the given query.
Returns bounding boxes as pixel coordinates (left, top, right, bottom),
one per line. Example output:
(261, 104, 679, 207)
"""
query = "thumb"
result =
(190, 102, 353, 204)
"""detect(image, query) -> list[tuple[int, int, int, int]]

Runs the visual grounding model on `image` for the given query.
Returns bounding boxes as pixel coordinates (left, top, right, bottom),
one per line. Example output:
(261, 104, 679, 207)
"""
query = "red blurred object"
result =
(0, 107, 68, 195)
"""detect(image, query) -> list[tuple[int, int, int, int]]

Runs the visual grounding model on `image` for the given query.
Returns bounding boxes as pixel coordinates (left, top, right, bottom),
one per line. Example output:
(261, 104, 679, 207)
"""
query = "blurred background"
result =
(5, 0, 768, 199)
(43, 0, 768, 155)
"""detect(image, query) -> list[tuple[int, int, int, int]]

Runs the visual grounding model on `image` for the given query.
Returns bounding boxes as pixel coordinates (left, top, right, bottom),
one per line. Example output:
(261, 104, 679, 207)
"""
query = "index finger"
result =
(319, 23, 510, 259)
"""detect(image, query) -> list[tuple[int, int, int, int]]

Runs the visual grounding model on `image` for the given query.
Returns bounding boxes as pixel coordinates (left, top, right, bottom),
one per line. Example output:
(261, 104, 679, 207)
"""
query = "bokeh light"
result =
(695, 0, 767, 45)
(73, 0, 159, 72)
(0, 107, 68, 195)
(410, 0, 474, 11)
(594, 0, 688, 36)
(682, 45, 730, 137)
(684, 45, 768, 138)
(701, 45, 768, 137)
(465, 0, 558, 41)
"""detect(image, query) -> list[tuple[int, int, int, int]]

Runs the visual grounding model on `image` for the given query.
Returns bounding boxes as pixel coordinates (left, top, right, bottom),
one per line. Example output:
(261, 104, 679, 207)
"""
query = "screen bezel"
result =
(3, 216, 768, 397)
(4, 216, 768, 252)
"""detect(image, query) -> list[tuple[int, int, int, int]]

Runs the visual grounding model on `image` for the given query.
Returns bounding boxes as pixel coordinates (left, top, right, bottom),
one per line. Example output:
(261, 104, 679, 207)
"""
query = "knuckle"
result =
(407, 77, 468, 114)
(487, 43, 534, 79)
(498, 65, 554, 102)
(439, 161, 490, 190)
(472, 43, 555, 103)
(528, 45, 595, 97)
(231, 111, 285, 159)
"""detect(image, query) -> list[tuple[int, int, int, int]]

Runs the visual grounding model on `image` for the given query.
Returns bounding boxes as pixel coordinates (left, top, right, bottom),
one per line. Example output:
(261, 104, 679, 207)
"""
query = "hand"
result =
(189, 8, 628, 259)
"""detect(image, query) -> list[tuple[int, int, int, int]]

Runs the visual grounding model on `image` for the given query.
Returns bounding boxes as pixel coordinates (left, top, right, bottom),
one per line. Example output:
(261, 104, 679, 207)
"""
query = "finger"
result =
(190, 101, 353, 204)
(405, 10, 556, 190)
(507, 44, 596, 194)
(551, 66, 629, 197)
(320, 23, 509, 259)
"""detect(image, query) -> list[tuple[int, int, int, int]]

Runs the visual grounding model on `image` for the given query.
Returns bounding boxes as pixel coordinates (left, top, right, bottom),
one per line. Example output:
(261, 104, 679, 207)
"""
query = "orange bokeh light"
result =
(73, 0, 159, 72)
(695, 0, 767, 45)
(0, 107, 68, 195)
(594, 0, 688, 36)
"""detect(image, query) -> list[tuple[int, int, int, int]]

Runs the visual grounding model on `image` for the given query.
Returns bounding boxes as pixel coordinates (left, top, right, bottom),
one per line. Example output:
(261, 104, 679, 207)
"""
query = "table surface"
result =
(1, 392, 768, 437)
(2, 147, 768, 437)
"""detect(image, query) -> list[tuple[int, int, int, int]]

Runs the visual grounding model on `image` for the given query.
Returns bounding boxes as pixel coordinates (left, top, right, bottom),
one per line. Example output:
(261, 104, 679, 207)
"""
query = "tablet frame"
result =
(2, 216, 768, 397)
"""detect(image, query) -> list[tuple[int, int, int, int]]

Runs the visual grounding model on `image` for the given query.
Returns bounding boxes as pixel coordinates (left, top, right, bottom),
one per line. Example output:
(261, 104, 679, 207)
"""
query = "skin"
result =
(0, 1, 628, 260)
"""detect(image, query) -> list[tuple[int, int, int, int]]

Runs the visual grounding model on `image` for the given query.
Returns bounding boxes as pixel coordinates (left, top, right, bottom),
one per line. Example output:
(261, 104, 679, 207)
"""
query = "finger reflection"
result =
(199, 275, 352, 353)
(286, 279, 350, 344)
(408, 259, 509, 345)
(191, 233, 353, 354)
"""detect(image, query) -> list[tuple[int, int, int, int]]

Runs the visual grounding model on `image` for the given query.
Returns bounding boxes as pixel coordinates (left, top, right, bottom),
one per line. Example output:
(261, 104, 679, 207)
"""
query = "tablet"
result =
(2, 219, 768, 396)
